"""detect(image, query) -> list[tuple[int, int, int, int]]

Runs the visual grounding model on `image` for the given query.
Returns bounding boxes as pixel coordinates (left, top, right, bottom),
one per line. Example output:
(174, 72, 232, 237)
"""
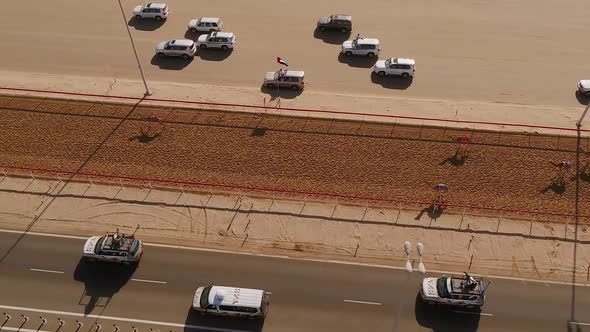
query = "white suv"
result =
(341, 38, 380, 58)
(133, 3, 169, 21)
(188, 17, 222, 33)
(578, 80, 590, 97)
(374, 57, 415, 78)
(156, 39, 196, 59)
(197, 32, 236, 50)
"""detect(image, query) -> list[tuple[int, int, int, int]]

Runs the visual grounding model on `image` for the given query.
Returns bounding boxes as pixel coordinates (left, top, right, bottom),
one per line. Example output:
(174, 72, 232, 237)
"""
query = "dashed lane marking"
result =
(343, 299, 382, 306)
(131, 278, 167, 284)
(29, 268, 64, 274)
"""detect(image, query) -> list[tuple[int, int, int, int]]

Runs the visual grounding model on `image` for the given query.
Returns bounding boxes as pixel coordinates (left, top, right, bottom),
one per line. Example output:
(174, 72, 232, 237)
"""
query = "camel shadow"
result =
(440, 148, 469, 166)
(129, 127, 162, 144)
(415, 204, 445, 221)
(541, 176, 566, 194)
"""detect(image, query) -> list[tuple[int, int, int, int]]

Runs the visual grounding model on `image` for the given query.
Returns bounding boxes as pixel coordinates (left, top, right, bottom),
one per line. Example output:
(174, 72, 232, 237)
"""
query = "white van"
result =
(192, 285, 269, 318)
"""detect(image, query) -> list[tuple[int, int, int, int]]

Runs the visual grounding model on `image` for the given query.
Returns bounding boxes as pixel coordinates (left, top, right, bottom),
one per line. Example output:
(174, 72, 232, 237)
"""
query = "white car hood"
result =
(342, 40, 353, 49)
(374, 60, 386, 69)
(197, 35, 208, 43)
(84, 236, 100, 255)
(133, 5, 143, 14)
(156, 41, 167, 51)
(422, 278, 439, 298)
(318, 16, 330, 24)
(579, 80, 590, 89)
(188, 19, 198, 28)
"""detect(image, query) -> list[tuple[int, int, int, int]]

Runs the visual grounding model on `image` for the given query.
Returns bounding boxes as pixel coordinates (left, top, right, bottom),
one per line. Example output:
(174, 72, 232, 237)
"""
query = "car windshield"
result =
(352, 40, 358, 48)
(200, 286, 212, 308)
(436, 277, 450, 298)
(94, 237, 105, 254)
(129, 240, 140, 256)
(385, 59, 392, 67)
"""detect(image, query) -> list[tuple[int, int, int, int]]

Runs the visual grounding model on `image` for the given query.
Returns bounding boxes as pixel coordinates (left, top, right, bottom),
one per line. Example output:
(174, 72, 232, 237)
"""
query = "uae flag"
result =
(276, 57, 288, 66)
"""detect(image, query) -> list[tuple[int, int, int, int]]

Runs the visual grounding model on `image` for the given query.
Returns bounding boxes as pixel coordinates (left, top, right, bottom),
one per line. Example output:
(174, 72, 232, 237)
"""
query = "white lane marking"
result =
(0, 327, 52, 332)
(30, 268, 64, 274)
(571, 321, 590, 326)
(343, 299, 382, 306)
(132, 278, 167, 284)
(2, 228, 589, 287)
(0, 304, 249, 332)
(453, 310, 494, 317)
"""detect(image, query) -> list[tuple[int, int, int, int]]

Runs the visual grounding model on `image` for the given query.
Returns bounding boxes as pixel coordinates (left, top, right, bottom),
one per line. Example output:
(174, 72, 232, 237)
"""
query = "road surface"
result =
(0, 231, 589, 331)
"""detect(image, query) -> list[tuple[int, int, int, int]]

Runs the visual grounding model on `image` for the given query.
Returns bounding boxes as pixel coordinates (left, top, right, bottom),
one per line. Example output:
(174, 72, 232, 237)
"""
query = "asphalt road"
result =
(0, 231, 589, 332)
(1, 0, 589, 107)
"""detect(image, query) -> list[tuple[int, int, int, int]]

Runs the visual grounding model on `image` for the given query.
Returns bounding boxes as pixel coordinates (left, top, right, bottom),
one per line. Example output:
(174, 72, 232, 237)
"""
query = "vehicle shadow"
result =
(313, 28, 350, 45)
(337, 53, 377, 68)
(414, 294, 481, 332)
(197, 49, 233, 61)
(575, 91, 589, 105)
(184, 307, 264, 332)
(184, 30, 207, 41)
(127, 17, 165, 31)
(259, 85, 303, 100)
(150, 55, 193, 70)
(370, 72, 413, 90)
(73, 258, 137, 315)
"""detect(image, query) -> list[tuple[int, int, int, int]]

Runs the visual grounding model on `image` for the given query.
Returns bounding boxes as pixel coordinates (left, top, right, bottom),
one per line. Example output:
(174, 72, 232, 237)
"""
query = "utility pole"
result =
(570, 101, 589, 327)
(117, 0, 152, 96)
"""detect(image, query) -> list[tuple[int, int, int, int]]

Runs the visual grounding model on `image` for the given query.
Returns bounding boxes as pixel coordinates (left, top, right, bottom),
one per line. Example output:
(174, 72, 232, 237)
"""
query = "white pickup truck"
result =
(83, 230, 143, 265)
(420, 273, 490, 309)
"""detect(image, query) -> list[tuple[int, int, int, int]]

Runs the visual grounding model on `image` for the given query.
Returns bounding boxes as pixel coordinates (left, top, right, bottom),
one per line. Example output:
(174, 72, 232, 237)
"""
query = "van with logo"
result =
(192, 285, 269, 318)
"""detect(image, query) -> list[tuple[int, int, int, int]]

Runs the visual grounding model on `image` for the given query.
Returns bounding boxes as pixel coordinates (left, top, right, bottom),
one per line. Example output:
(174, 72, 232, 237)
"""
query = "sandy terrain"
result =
(1, 0, 589, 108)
(1, 96, 589, 219)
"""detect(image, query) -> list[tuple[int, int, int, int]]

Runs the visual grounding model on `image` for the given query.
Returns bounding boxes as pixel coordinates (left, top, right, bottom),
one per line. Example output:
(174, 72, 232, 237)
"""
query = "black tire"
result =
(190, 28, 197, 33)
(221, 45, 228, 51)
(134, 15, 142, 20)
(157, 52, 165, 58)
(200, 44, 207, 49)
(401, 72, 410, 79)
(319, 26, 326, 32)
(378, 71, 386, 77)
(182, 54, 189, 60)
(345, 51, 352, 57)
(367, 52, 375, 58)
(155, 16, 162, 21)
(266, 83, 275, 89)
(291, 85, 299, 91)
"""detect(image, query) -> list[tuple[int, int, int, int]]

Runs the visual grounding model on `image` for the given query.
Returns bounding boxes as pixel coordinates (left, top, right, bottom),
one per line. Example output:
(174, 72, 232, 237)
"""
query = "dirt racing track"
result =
(1, 95, 589, 219)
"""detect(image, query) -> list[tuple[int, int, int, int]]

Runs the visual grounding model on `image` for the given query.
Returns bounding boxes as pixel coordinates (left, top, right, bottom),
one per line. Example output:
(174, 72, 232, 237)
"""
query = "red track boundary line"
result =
(1, 164, 587, 219)
(1, 86, 588, 133)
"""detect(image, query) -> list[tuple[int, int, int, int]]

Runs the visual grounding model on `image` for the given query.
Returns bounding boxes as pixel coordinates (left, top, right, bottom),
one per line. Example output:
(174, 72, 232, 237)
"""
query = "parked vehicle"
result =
(317, 14, 352, 33)
(155, 39, 196, 59)
(197, 32, 236, 50)
(373, 57, 416, 78)
(578, 80, 590, 97)
(264, 69, 305, 90)
(83, 229, 143, 265)
(192, 285, 270, 318)
(188, 17, 222, 33)
(341, 37, 380, 58)
(420, 272, 490, 309)
(133, 3, 169, 20)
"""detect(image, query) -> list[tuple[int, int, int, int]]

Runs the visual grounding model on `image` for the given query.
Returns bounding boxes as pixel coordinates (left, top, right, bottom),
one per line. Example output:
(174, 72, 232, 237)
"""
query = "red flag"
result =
(277, 57, 288, 67)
